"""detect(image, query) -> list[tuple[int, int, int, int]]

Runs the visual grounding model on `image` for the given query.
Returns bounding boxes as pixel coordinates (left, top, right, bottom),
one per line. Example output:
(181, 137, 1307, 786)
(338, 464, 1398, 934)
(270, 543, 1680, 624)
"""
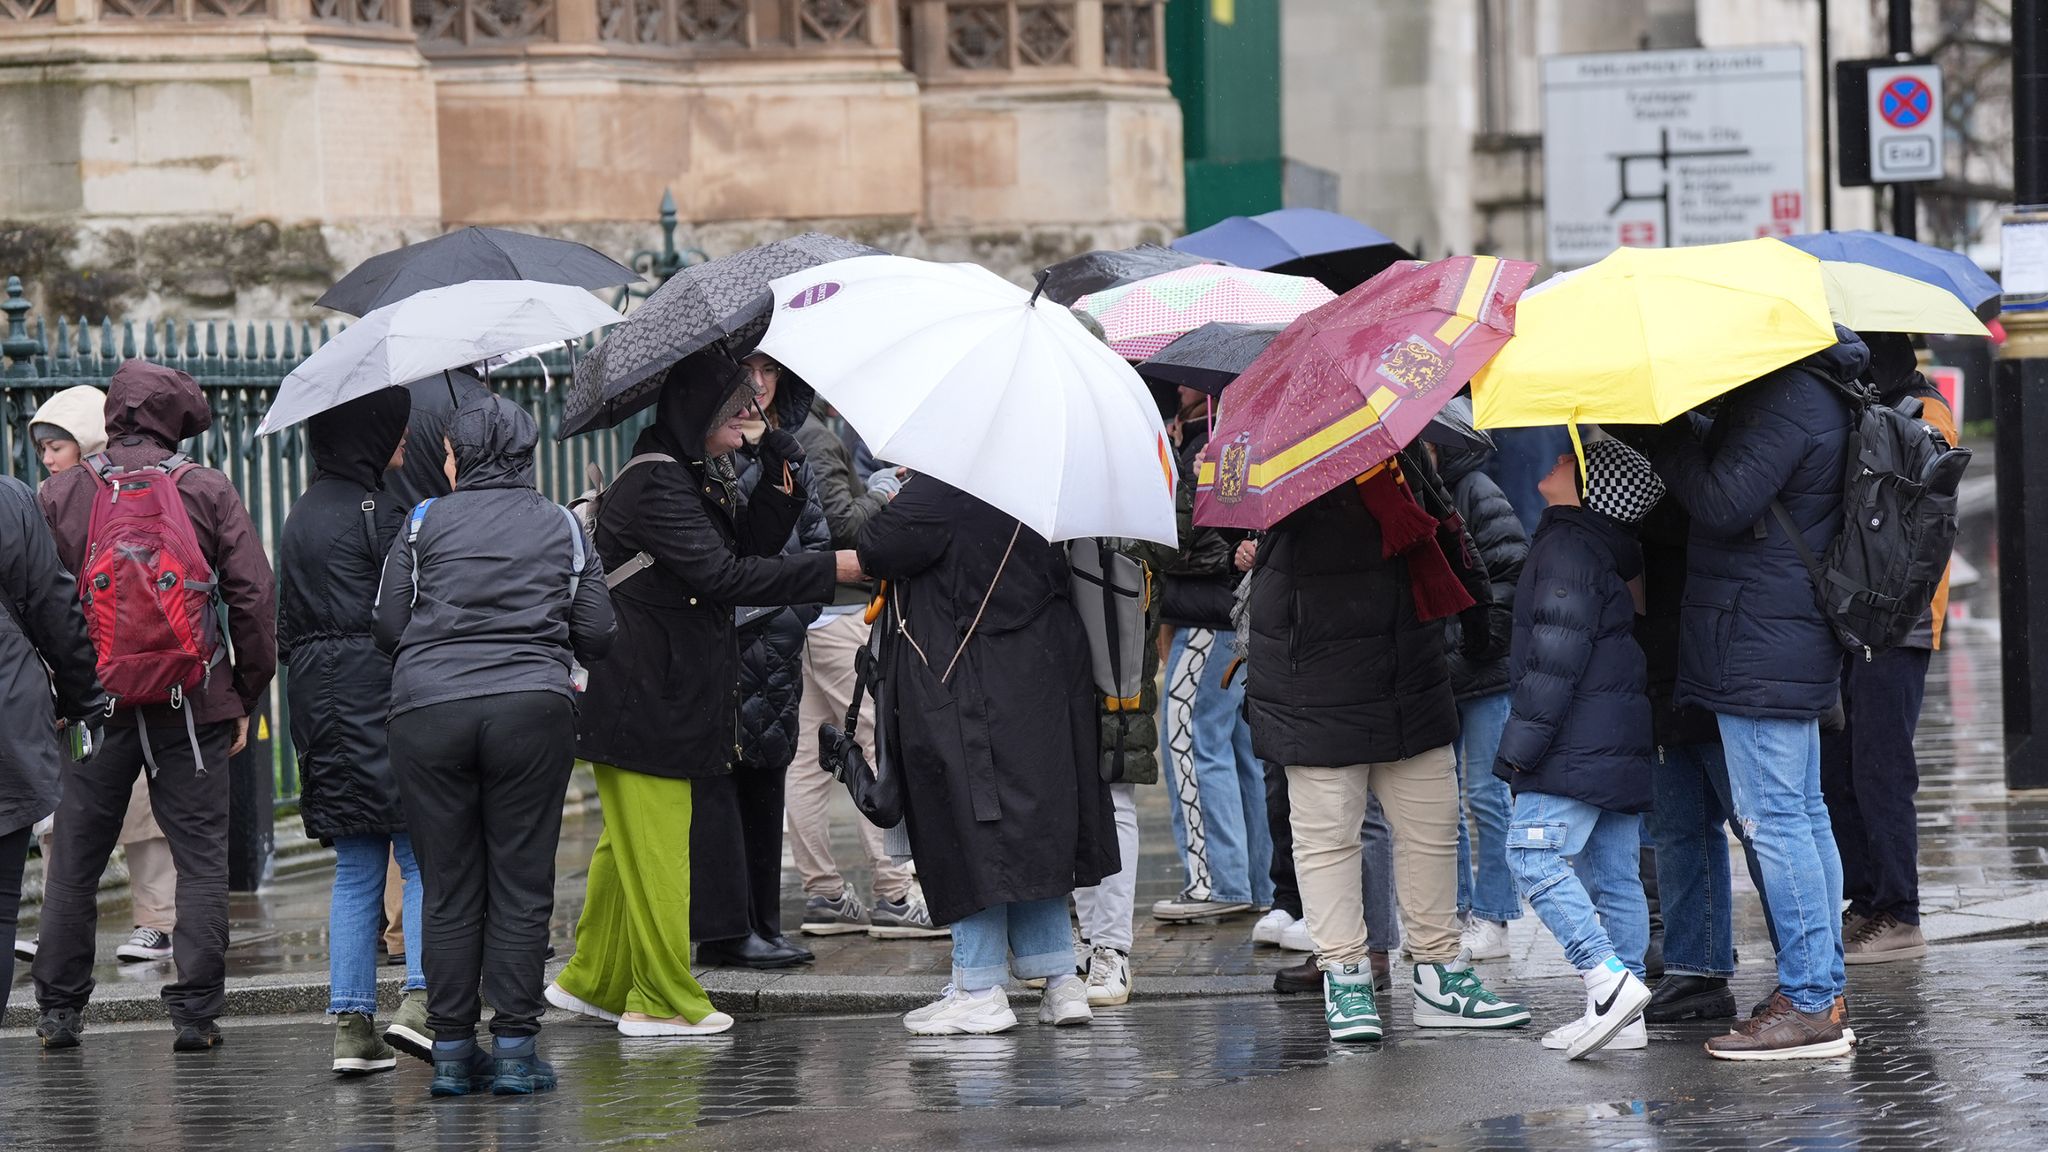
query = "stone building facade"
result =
(0, 0, 1184, 316)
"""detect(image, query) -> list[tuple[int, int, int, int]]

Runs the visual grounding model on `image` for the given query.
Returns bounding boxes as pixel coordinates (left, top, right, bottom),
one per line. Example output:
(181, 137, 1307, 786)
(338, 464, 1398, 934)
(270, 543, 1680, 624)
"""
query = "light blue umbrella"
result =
(1783, 231, 2001, 321)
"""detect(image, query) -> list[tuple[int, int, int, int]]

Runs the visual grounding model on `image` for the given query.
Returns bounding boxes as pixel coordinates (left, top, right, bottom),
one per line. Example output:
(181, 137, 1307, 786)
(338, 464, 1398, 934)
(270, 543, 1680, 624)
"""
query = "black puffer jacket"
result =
(1494, 505, 1653, 812)
(0, 476, 102, 838)
(1438, 441, 1526, 700)
(1160, 421, 1240, 630)
(374, 394, 617, 716)
(734, 377, 832, 773)
(281, 390, 410, 842)
(1245, 475, 1460, 769)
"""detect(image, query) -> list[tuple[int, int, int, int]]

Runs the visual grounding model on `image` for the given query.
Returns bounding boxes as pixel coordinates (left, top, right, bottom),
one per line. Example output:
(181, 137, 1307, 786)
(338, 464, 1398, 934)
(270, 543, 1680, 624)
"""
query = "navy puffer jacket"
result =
(1494, 505, 1652, 812)
(1654, 334, 1864, 720)
(1438, 443, 1527, 700)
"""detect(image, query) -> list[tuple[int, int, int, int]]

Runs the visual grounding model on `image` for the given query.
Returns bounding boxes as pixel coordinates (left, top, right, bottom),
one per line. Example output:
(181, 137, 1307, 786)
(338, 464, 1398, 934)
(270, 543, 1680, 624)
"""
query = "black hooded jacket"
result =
(384, 369, 489, 511)
(575, 351, 838, 780)
(0, 476, 103, 838)
(374, 394, 616, 717)
(280, 389, 412, 842)
(1437, 441, 1526, 700)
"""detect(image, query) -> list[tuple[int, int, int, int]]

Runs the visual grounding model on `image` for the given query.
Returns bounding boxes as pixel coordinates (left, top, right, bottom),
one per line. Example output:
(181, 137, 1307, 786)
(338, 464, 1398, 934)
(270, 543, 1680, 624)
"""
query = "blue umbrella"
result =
(1173, 208, 1412, 294)
(1783, 230, 2002, 322)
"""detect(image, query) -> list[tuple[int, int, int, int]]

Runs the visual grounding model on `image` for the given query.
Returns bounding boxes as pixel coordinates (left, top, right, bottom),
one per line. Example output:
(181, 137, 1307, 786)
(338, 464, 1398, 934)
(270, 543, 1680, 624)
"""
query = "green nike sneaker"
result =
(1323, 964, 1383, 1042)
(1412, 962, 1531, 1029)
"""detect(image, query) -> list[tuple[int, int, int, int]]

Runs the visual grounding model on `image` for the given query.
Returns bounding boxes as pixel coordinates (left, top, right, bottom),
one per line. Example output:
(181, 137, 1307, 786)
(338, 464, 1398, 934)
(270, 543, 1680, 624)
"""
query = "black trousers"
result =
(1822, 646, 1933, 924)
(1265, 760, 1302, 919)
(34, 720, 232, 1026)
(690, 764, 788, 943)
(1, 823, 30, 1021)
(389, 692, 575, 1041)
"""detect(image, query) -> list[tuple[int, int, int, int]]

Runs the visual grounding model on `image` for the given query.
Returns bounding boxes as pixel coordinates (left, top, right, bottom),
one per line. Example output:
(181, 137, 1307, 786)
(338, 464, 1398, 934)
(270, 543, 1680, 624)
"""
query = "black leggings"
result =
(1, 823, 29, 1021)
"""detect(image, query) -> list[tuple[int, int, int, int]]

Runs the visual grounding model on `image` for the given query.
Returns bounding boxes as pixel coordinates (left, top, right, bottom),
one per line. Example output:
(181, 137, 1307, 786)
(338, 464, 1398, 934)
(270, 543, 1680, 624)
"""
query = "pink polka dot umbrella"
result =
(1072, 266, 1337, 360)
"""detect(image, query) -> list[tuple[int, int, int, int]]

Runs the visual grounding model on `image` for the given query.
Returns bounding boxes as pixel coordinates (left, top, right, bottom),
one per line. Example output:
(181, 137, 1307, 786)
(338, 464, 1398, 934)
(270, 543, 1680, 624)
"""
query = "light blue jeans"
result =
(1163, 628, 1274, 906)
(1717, 713, 1845, 1014)
(1506, 791, 1648, 980)
(1453, 692, 1520, 924)
(952, 897, 1076, 992)
(330, 833, 425, 1015)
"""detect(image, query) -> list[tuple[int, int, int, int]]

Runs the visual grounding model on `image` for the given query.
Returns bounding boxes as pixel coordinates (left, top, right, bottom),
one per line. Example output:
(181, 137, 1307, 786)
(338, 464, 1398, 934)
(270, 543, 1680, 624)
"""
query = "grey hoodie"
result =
(374, 394, 616, 717)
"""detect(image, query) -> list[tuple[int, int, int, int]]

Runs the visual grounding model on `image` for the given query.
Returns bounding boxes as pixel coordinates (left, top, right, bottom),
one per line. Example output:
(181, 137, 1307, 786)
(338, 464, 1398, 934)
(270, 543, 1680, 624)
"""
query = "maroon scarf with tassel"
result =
(1354, 463, 1475, 622)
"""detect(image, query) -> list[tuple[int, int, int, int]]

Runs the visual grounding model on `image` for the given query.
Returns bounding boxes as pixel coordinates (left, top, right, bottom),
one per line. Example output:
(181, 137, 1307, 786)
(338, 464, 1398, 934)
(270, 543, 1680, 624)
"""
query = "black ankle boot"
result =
(1645, 974, 1736, 1023)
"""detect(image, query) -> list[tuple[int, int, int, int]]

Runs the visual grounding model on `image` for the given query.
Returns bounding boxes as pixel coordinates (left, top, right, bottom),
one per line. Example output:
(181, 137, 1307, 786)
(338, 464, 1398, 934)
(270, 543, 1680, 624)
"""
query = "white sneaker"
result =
(1038, 975, 1094, 1026)
(12, 937, 35, 961)
(1252, 908, 1296, 947)
(1277, 919, 1316, 953)
(545, 982, 621, 1023)
(1150, 895, 1253, 922)
(1566, 958, 1652, 1061)
(904, 986, 1018, 1035)
(1542, 1013, 1647, 1051)
(1460, 917, 1510, 961)
(618, 1010, 734, 1037)
(1083, 945, 1131, 1007)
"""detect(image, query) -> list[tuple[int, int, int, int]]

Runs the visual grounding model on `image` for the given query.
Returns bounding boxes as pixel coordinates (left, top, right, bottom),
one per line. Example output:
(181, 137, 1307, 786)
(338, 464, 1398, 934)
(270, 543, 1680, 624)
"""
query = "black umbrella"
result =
(316, 227, 641, 316)
(1038, 243, 1216, 307)
(1136, 322, 1283, 395)
(1419, 394, 1491, 452)
(557, 232, 884, 439)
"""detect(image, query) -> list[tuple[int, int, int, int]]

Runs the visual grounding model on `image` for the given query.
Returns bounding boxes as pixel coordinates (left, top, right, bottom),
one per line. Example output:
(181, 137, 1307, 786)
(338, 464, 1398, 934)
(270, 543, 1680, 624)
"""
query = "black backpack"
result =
(1771, 376, 1971, 658)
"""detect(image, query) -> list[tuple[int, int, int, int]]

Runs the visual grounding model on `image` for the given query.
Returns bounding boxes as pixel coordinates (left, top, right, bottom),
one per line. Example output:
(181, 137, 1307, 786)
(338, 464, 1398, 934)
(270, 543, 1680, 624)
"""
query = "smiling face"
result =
(743, 353, 782, 418)
(1538, 453, 1582, 508)
(705, 414, 750, 458)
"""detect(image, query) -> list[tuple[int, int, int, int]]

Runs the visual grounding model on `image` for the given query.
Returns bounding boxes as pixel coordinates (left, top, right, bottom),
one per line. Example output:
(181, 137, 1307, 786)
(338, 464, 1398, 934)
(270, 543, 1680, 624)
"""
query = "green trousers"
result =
(555, 765, 717, 1023)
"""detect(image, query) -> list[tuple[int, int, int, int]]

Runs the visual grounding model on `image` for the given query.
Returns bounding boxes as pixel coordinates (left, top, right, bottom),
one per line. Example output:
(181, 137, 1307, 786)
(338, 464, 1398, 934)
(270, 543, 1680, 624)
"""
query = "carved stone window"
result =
(99, 0, 189, 17)
(1014, 2, 1071, 66)
(796, 0, 866, 44)
(1102, 0, 1157, 71)
(415, 0, 555, 44)
(311, 0, 397, 24)
(944, 2, 1005, 69)
(0, 0, 55, 20)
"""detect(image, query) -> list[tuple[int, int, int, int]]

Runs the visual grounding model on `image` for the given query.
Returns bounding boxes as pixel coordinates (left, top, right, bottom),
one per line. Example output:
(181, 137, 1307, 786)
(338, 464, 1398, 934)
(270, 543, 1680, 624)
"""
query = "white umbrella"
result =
(258, 280, 623, 434)
(756, 255, 1179, 546)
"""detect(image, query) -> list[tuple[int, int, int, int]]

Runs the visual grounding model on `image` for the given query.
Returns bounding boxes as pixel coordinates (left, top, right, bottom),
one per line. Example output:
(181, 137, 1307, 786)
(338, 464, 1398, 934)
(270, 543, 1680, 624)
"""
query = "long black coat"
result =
(1438, 442, 1526, 700)
(0, 476, 102, 839)
(575, 360, 838, 781)
(1244, 477, 1460, 770)
(1653, 335, 1864, 720)
(858, 478, 1115, 925)
(1493, 506, 1653, 813)
(1633, 498, 1721, 748)
(281, 390, 410, 842)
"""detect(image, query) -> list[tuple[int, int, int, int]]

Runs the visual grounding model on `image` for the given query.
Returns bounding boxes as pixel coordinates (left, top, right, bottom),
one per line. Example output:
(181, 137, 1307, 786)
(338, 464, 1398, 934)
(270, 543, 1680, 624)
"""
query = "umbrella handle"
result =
(1028, 269, 1051, 308)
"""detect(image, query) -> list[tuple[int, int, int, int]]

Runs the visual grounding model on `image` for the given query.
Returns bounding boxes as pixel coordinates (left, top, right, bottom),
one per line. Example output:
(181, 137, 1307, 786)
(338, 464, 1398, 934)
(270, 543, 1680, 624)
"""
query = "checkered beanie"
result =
(1582, 438, 1665, 525)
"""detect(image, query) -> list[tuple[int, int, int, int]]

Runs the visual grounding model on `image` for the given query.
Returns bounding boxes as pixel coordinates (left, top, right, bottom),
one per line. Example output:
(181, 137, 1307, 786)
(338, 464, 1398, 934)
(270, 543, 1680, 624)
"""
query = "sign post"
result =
(1541, 46, 1809, 268)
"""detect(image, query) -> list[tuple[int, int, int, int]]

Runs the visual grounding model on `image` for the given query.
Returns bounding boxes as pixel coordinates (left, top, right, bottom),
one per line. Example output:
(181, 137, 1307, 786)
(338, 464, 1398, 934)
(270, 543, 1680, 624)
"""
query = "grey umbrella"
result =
(557, 232, 884, 439)
(1038, 243, 1216, 307)
(1136, 321, 1284, 395)
(316, 227, 640, 316)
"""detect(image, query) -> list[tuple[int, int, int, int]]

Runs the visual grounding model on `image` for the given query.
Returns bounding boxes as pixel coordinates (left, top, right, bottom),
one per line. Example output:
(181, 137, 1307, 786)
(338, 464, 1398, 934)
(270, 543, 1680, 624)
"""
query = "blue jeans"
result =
(1507, 791, 1648, 979)
(1717, 713, 1845, 1014)
(330, 834, 424, 1015)
(1652, 743, 1736, 977)
(951, 897, 1075, 991)
(1453, 693, 1519, 923)
(1163, 628, 1274, 905)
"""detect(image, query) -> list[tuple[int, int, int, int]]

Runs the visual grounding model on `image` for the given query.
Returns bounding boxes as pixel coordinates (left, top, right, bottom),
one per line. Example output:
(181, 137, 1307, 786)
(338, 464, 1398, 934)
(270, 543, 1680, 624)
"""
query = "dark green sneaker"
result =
(1412, 962, 1530, 1029)
(490, 1038, 558, 1096)
(332, 1013, 397, 1075)
(429, 1041, 496, 1098)
(382, 990, 432, 1064)
(1323, 964, 1383, 1042)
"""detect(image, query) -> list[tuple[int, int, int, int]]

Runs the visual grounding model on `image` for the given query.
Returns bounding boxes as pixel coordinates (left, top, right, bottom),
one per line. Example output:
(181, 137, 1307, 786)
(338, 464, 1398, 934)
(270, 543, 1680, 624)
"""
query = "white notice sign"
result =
(1542, 46, 1809, 267)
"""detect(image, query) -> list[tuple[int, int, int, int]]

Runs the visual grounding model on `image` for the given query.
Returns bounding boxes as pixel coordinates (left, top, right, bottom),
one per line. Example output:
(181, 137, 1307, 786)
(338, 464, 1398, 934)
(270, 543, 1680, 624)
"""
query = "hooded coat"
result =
(858, 477, 1116, 925)
(29, 385, 109, 458)
(574, 353, 838, 781)
(1653, 335, 1865, 719)
(383, 369, 489, 512)
(373, 394, 616, 717)
(40, 360, 277, 728)
(1633, 498, 1721, 749)
(1159, 419, 1241, 631)
(280, 390, 411, 843)
(1494, 505, 1654, 812)
(0, 476, 104, 837)
(1437, 441, 1526, 700)
(733, 377, 832, 774)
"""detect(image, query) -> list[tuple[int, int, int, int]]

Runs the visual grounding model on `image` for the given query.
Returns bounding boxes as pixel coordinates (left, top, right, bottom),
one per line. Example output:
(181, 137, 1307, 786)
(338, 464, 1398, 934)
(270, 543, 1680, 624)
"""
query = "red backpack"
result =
(78, 452, 223, 717)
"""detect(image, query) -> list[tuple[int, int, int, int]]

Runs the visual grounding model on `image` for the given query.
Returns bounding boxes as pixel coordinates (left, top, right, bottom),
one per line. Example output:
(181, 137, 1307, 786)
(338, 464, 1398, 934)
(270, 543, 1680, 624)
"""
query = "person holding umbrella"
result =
(550, 353, 856, 1035)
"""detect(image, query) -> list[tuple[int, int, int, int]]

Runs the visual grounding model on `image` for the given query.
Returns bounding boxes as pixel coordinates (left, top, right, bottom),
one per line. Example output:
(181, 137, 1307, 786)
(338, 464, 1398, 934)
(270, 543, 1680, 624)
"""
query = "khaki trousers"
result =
(382, 850, 406, 955)
(785, 611, 913, 903)
(1287, 744, 1461, 968)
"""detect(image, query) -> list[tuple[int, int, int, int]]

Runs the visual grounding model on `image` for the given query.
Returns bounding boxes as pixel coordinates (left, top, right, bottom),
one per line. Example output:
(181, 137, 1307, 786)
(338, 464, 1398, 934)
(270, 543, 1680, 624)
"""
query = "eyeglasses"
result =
(746, 362, 783, 384)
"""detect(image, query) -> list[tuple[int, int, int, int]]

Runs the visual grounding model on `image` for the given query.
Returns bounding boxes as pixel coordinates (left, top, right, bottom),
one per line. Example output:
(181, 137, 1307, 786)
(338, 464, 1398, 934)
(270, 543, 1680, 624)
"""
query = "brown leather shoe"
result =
(1832, 995, 1856, 1046)
(1705, 992, 1850, 1061)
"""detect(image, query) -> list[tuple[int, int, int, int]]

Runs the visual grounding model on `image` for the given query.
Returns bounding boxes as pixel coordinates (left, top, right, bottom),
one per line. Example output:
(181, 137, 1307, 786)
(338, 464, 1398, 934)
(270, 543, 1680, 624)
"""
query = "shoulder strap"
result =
(557, 504, 587, 602)
(939, 523, 1023, 684)
(405, 498, 438, 607)
(1769, 498, 1827, 590)
(593, 453, 682, 591)
(360, 496, 379, 551)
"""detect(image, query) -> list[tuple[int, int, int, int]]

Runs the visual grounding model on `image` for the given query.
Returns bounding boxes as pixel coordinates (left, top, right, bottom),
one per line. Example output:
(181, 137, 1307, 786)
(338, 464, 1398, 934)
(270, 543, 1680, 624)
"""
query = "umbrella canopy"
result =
(258, 281, 622, 435)
(557, 232, 884, 439)
(1470, 238, 1838, 429)
(1193, 255, 1536, 531)
(1073, 265, 1337, 361)
(1039, 243, 1216, 307)
(316, 227, 639, 316)
(1174, 208, 1414, 293)
(1817, 259, 1992, 337)
(1783, 230, 2002, 321)
(1137, 321, 1285, 395)
(1421, 393, 1491, 452)
(755, 255, 1178, 546)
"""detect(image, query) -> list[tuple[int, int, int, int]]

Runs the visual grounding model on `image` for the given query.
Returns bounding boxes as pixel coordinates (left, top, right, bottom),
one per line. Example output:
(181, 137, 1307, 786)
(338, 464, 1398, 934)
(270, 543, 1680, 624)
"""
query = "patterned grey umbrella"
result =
(558, 232, 884, 438)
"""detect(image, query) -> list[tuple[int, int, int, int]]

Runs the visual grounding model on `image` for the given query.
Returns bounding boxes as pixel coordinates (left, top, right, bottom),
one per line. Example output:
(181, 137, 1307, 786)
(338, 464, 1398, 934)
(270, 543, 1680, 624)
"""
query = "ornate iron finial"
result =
(613, 190, 706, 312)
(2, 276, 42, 380)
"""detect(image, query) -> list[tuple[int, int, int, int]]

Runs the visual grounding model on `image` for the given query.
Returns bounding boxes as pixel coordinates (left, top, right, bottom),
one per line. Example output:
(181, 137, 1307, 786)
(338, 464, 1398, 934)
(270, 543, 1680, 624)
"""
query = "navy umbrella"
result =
(1173, 208, 1413, 294)
(1039, 243, 1215, 307)
(317, 227, 640, 316)
(1783, 230, 2002, 322)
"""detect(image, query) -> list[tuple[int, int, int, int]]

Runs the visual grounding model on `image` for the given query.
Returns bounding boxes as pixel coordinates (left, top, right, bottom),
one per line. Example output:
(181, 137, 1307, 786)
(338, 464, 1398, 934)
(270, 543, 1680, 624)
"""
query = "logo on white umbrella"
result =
(788, 282, 842, 309)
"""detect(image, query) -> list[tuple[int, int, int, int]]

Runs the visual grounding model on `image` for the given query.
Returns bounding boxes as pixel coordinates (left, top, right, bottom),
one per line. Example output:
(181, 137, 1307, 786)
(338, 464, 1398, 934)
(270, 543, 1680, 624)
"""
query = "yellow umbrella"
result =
(1817, 259, 1992, 337)
(1471, 238, 1838, 429)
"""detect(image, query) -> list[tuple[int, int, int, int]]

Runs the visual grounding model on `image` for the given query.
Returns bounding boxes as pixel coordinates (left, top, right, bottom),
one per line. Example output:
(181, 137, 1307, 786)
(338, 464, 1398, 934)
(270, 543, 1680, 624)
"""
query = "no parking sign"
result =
(1866, 63, 1943, 183)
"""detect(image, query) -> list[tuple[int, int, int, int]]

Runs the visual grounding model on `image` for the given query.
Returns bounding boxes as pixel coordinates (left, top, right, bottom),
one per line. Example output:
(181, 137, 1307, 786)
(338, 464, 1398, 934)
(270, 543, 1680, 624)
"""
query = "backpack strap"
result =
(361, 497, 379, 551)
(556, 504, 587, 602)
(598, 452, 681, 590)
(406, 498, 437, 606)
